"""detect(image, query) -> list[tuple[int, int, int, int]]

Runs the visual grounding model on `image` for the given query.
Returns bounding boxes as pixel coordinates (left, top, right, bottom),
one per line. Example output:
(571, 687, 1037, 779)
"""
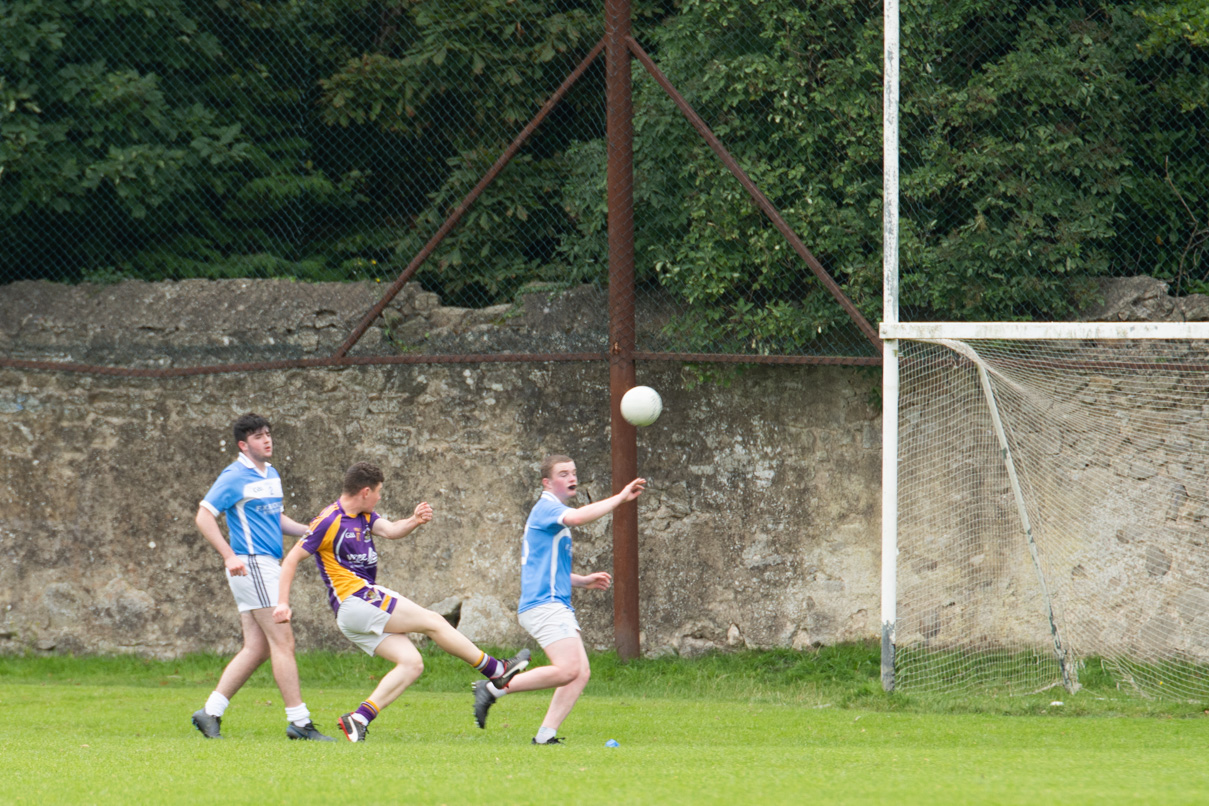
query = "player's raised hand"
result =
(413, 501, 433, 524)
(621, 478, 647, 501)
(225, 554, 248, 576)
(273, 604, 291, 623)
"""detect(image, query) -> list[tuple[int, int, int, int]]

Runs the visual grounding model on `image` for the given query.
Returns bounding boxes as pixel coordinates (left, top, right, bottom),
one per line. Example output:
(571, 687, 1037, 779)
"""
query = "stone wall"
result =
(0, 280, 882, 658)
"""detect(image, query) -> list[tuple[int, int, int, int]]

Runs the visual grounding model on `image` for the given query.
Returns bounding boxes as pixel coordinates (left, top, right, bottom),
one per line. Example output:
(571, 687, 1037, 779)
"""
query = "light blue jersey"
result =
(200, 453, 286, 558)
(519, 491, 574, 614)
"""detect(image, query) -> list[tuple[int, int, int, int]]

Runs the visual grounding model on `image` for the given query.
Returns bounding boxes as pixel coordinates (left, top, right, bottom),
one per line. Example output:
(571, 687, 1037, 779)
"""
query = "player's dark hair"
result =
(541, 454, 574, 481)
(233, 413, 271, 445)
(344, 461, 385, 495)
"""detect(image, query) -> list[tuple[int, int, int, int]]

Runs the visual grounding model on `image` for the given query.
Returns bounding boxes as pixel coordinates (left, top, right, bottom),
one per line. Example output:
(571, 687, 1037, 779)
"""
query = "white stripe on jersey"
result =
(549, 528, 569, 603)
(234, 500, 251, 554)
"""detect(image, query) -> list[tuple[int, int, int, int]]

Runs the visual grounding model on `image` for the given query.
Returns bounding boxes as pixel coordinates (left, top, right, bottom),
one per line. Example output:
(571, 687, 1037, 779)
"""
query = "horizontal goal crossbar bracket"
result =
(881, 322, 1209, 341)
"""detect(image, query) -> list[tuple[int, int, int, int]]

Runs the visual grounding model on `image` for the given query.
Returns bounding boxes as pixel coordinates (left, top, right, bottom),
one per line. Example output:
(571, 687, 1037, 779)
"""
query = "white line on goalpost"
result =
(882, 322, 1209, 341)
(880, 0, 901, 693)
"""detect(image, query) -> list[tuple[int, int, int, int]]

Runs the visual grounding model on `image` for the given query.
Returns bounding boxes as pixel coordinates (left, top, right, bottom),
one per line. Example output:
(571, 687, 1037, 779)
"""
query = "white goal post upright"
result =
(881, 0, 901, 693)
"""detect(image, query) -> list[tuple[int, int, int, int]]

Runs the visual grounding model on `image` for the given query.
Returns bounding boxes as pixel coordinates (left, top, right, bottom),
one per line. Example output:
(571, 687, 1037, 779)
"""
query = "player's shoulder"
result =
(312, 501, 343, 525)
(208, 460, 248, 488)
(528, 493, 569, 522)
(216, 458, 245, 476)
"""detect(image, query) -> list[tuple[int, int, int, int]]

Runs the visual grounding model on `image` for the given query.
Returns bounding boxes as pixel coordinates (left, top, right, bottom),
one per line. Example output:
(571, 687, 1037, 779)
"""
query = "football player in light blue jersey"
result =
(190, 413, 333, 742)
(471, 454, 645, 744)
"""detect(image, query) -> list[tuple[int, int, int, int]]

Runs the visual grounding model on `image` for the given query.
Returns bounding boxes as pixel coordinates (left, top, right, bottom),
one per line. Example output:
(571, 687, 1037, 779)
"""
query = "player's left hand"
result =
(273, 604, 292, 623)
(582, 572, 612, 590)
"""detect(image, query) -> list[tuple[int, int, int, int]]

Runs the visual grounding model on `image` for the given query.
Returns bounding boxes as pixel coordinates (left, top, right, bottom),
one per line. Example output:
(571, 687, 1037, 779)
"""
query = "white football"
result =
(620, 386, 663, 427)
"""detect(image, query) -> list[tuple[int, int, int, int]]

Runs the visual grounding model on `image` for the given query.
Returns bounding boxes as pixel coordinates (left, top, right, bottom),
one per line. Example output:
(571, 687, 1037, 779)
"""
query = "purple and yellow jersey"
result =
(300, 501, 390, 616)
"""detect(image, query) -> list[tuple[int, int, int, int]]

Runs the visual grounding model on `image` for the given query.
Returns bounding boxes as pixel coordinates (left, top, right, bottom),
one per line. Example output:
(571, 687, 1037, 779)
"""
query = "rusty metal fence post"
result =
(605, 0, 640, 661)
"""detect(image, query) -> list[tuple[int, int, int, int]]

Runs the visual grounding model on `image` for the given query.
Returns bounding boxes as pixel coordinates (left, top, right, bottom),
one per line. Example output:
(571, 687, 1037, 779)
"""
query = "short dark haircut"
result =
(233, 413, 271, 445)
(344, 461, 385, 495)
(541, 454, 574, 481)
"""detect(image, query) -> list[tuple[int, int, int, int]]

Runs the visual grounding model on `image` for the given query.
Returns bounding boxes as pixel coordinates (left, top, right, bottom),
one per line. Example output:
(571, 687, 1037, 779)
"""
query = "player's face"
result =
(546, 462, 578, 503)
(239, 427, 273, 464)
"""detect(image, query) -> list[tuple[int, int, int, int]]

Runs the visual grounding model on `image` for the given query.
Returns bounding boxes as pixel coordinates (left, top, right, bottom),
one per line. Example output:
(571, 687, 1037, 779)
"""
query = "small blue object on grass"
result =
(605, 739, 620, 748)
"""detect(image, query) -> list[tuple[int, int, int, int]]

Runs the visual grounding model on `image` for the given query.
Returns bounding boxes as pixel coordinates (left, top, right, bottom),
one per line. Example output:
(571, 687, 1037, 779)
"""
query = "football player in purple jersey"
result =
(274, 461, 530, 742)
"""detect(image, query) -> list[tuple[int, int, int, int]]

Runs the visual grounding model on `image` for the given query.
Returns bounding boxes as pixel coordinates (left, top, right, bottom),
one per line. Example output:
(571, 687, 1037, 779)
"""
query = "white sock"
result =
(285, 703, 311, 727)
(535, 726, 557, 744)
(205, 691, 230, 718)
(487, 681, 508, 698)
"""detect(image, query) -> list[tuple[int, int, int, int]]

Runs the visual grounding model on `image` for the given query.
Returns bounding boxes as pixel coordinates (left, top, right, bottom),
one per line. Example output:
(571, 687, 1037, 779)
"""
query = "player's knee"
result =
(242, 643, 270, 665)
(279, 632, 296, 653)
(399, 655, 423, 680)
(552, 661, 581, 686)
(416, 609, 447, 635)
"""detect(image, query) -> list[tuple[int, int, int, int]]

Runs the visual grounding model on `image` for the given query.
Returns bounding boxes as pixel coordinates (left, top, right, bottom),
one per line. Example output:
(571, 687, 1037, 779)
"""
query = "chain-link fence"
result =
(897, 1, 1209, 324)
(2, 1, 1205, 372)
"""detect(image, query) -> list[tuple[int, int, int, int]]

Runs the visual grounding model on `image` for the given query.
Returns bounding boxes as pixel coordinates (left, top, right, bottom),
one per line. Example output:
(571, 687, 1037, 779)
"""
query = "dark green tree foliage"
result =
(0, 0, 379, 281)
(558, 0, 1208, 332)
(1, 0, 1207, 346)
(908, 1, 1206, 316)
(316, 0, 606, 305)
(556, 0, 889, 353)
(1130, 1, 1209, 295)
(2, 0, 242, 279)
(902, 1, 1143, 319)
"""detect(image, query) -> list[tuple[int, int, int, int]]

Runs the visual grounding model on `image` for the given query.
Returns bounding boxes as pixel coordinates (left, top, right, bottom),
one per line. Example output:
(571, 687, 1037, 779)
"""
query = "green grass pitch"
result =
(2, 644, 1208, 805)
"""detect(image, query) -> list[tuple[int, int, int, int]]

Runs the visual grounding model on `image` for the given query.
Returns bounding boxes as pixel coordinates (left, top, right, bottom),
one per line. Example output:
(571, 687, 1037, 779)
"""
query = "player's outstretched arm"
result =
(563, 478, 646, 527)
(572, 571, 612, 590)
(373, 501, 434, 540)
(195, 505, 247, 576)
(273, 542, 313, 623)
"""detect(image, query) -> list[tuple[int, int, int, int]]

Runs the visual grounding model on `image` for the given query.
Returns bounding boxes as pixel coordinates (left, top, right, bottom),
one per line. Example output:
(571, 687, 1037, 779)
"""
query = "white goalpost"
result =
(881, 0, 1209, 699)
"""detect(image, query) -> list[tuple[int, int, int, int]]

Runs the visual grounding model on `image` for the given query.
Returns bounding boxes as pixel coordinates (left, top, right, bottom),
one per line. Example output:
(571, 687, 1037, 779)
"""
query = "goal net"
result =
(888, 328, 1209, 699)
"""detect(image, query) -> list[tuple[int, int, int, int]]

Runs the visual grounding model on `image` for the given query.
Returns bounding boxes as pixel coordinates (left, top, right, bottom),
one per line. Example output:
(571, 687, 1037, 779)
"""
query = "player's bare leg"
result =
(382, 598, 484, 664)
(338, 633, 423, 742)
(244, 608, 332, 740)
(489, 635, 588, 743)
(536, 637, 590, 734)
(193, 612, 269, 738)
(376, 597, 530, 730)
(213, 611, 271, 699)
(369, 633, 426, 708)
(501, 634, 587, 698)
(249, 607, 303, 708)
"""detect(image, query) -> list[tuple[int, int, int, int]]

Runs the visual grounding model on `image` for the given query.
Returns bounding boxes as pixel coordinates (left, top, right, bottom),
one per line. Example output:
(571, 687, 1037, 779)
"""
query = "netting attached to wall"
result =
(896, 337, 1209, 699)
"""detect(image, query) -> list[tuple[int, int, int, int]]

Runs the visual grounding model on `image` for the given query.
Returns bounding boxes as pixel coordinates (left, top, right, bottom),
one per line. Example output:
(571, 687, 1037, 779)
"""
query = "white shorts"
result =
(518, 603, 581, 648)
(225, 555, 281, 613)
(336, 586, 407, 656)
